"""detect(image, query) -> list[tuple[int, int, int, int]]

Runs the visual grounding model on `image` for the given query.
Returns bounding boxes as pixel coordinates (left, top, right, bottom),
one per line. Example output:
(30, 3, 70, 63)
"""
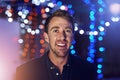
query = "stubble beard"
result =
(50, 46, 69, 58)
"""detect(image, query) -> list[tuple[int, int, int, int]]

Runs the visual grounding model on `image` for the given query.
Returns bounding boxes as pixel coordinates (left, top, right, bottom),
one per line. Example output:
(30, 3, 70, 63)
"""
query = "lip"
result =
(57, 43, 65, 46)
(56, 42, 67, 49)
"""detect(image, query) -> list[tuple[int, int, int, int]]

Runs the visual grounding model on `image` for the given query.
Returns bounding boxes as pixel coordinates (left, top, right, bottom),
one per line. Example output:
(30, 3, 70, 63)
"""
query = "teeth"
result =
(57, 44, 65, 46)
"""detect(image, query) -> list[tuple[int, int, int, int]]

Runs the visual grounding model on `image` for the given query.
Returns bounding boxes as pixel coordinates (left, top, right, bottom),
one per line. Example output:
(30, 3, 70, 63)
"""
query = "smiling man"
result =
(16, 9, 97, 80)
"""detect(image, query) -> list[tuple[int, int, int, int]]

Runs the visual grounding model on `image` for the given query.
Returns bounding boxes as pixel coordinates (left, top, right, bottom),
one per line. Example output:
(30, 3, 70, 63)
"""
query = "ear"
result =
(43, 32, 49, 43)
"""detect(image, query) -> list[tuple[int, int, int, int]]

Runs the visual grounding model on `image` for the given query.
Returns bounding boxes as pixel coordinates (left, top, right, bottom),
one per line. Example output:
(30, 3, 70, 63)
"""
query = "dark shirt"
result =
(46, 53, 72, 80)
(16, 52, 97, 80)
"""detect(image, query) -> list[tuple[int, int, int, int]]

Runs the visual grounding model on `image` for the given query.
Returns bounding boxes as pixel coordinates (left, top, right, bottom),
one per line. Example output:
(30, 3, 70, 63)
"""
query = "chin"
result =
(57, 51, 68, 57)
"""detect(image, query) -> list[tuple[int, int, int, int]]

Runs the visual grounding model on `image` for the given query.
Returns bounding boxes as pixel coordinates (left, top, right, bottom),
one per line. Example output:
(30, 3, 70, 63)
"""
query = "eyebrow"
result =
(50, 26, 73, 31)
(65, 27, 73, 30)
(50, 26, 59, 31)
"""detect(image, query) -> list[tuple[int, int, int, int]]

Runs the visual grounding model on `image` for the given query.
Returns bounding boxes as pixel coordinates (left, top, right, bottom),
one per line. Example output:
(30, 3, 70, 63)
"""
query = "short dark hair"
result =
(44, 9, 74, 33)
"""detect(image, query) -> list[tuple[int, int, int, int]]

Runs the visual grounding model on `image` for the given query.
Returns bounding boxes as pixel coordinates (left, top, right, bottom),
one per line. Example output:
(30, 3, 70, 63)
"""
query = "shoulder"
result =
(70, 54, 97, 80)
(16, 54, 48, 80)
(70, 54, 89, 64)
(17, 54, 46, 71)
(70, 54, 96, 70)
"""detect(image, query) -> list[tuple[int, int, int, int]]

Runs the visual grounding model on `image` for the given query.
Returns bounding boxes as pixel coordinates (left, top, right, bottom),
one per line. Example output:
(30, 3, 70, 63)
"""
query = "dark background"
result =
(61, 0, 120, 78)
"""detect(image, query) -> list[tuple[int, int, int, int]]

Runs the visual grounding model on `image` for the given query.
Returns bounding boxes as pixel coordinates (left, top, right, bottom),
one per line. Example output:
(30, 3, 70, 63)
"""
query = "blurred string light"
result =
(104, 3, 120, 27)
(109, 3, 120, 23)
(32, 0, 46, 6)
(97, 0, 106, 79)
(83, 0, 106, 79)
(83, 0, 96, 63)
(74, 23, 79, 31)
(79, 29, 85, 35)
(15, 0, 75, 59)
(105, 22, 110, 27)
(5, 5, 13, 22)
(111, 16, 120, 22)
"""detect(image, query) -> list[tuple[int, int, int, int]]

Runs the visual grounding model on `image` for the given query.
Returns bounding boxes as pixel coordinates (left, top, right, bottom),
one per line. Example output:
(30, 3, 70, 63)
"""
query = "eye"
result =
(66, 29, 72, 33)
(53, 29, 58, 33)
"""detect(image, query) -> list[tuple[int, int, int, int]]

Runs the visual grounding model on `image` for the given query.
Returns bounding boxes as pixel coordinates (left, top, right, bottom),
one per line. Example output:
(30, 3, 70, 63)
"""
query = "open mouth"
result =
(56, 43, 67, 49)
(57, 43, 65, 46)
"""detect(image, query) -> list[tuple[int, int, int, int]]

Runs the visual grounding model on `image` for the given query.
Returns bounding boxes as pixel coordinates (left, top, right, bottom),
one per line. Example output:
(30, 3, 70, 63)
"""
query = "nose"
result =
(59, 31, 66, 40)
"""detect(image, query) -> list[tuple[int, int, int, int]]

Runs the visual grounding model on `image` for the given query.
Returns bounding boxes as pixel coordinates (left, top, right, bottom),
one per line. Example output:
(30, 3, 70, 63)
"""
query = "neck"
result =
(48, 52, 68, 74)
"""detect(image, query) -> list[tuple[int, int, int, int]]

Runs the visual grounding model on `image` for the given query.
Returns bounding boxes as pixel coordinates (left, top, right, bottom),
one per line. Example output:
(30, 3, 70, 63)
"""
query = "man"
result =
(16, 9, 97, 80)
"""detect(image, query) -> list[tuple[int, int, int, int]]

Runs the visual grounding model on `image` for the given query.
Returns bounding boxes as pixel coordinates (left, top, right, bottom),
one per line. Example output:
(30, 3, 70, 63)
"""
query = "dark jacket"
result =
(16, 53, 97, 80)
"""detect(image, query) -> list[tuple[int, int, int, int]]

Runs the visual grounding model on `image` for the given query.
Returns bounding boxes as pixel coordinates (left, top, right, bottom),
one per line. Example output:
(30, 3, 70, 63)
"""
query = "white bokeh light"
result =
(31, 30, 35, 35)
(93, 31, 98, 35)
(111, 17, 120, 22)
(105, 22, 110, 27)
(18, 39, 24, 44)
(18, 11, 22, 16)
(99, 26, 105, 31)
(40, 0, 45, 3)
(8, 18, 13, 22)
(48, 2, 54, 8)
(89, 31, 94, 35)
(45, 8, 50, 12)
(35, 29, 40, 34)
(24, 19, 29, 24)
(27, 28, 32, 33)
(7, 13, 12, 17)
(20, 23, 25, 28)
(21, 14, 26, 19)
(60, 5, 66, 10)
(79, 30, 85, 34)
(74, 23, 78, 31)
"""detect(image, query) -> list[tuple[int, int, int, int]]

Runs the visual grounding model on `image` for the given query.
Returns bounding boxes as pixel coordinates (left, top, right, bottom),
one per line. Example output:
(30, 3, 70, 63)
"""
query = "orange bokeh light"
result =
(40, 39, 45, 44)
(24, 0, 29, 3)
(25, 43, 29, 48)
(22, 52, 27, 57)
(23, 48, 28, 52)
(41, 9, 45, 14)
(31, 49, 35, 53)
(28, 16, 33, 20)
(40, 48, 45, 53)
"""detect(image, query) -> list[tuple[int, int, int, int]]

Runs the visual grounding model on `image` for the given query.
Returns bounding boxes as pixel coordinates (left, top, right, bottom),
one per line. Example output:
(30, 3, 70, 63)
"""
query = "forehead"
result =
(48, 17, 72, 28)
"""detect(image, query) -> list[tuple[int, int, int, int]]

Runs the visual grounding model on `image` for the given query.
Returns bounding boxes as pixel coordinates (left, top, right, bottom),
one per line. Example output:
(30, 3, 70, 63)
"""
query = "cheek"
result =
(49, 35, 56, 42)
(68, 36, 73, 41)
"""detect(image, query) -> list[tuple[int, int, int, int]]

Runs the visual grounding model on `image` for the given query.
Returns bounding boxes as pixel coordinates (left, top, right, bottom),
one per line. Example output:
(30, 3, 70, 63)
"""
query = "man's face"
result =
(44, 17, 73, 58)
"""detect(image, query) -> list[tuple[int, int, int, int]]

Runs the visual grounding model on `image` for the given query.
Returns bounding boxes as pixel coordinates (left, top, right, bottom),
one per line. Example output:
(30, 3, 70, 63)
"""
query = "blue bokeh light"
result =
(97, 64, 103, 69)
(70, 45, 74, 49)
(90, 24, 95, 29)
(100, 31, 105, 36)
(57, 1, 62, 6)
(89, 35, 94, 40)
(89, 49, 96, 53)
(99, 47, 105, 52)
(97, 74, 103, 79)
(98, 0, 103, 4)
(68, 4, 72, 8)
(99, 7, 103, 12)
(97, 69, 102, 74)
(98, 36, 103, 41)
(90, 15, 95, 21)
(83, 0, 91, 4)
(97, 58, 103, 63)
(71, 50, 76, 54)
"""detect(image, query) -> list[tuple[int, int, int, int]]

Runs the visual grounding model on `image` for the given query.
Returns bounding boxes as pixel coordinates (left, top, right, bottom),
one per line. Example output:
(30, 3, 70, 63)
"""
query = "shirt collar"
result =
(45, 51, 72, 70)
